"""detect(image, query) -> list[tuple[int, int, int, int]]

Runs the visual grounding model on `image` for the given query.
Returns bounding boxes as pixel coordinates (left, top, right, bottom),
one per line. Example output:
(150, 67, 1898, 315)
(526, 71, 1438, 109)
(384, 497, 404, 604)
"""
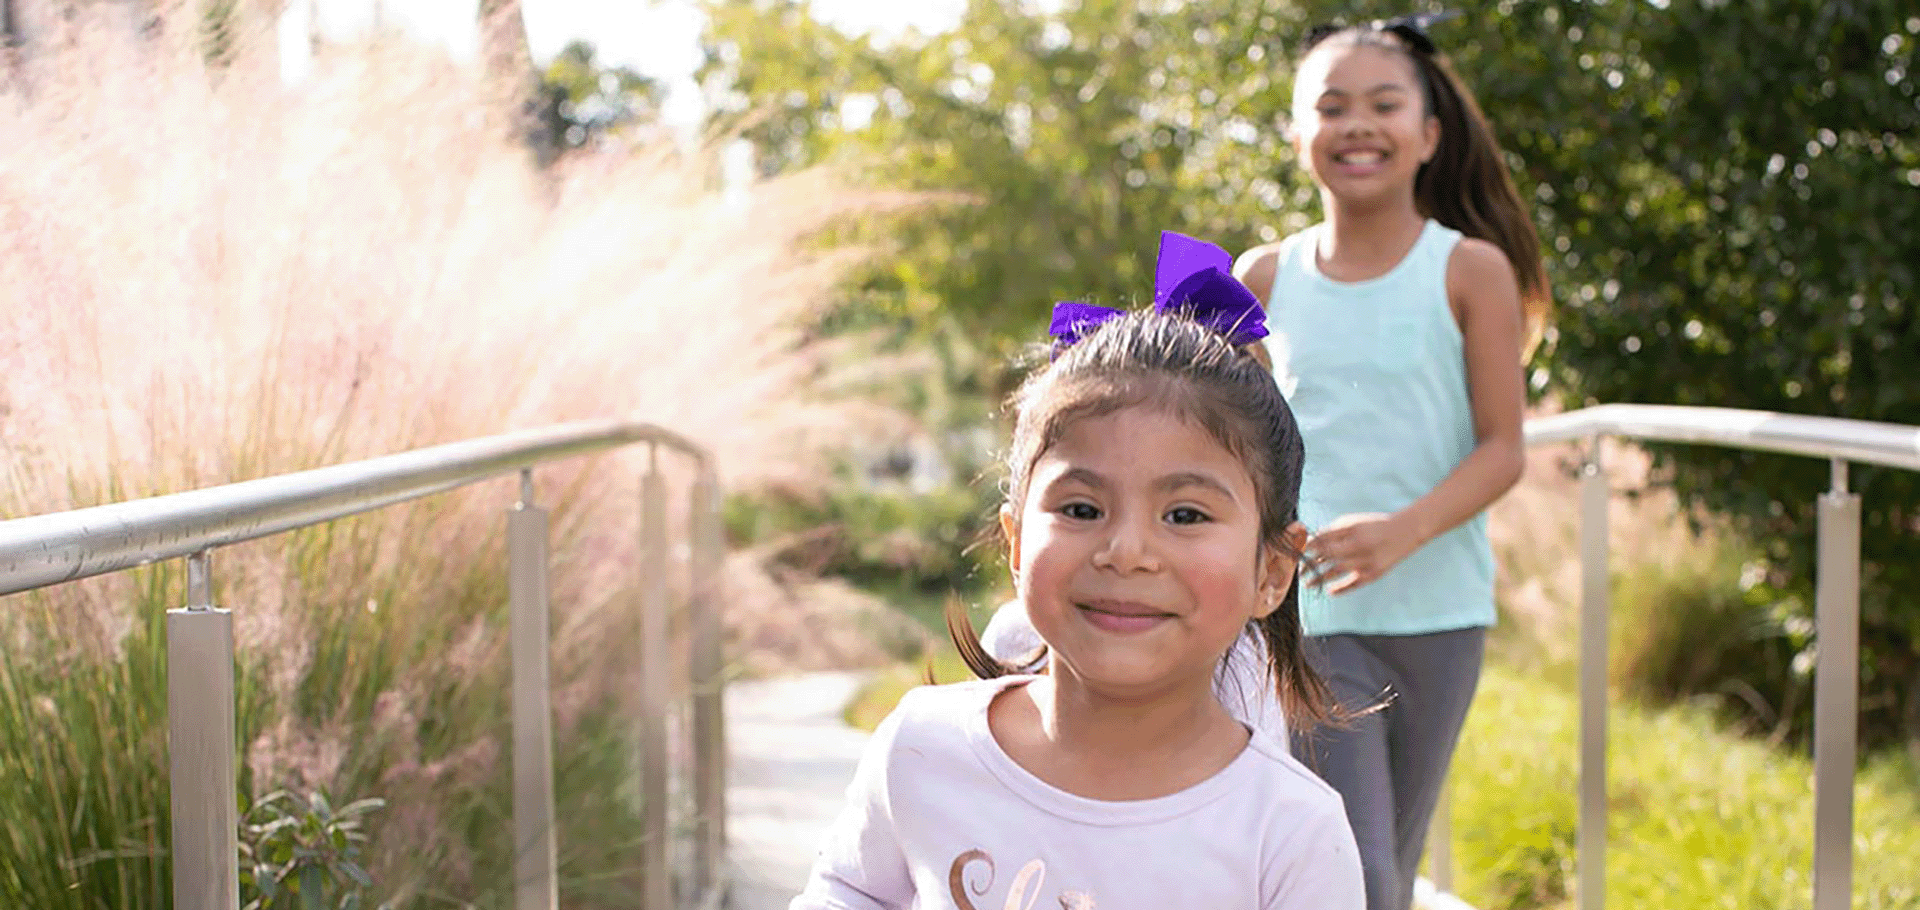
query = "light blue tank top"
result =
(1265, 219, 1495, 636)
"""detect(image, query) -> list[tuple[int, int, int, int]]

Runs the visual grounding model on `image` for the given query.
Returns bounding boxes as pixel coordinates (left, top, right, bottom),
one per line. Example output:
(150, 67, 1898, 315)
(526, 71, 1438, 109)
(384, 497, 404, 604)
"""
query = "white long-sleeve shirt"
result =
(979, 599, 1290, 742)
(791, 676, 1363, 910)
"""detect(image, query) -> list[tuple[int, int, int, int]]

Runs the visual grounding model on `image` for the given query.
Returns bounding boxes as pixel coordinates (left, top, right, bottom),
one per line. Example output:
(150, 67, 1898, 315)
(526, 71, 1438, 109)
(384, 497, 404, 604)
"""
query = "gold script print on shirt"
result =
(947, 849, 1095, 910)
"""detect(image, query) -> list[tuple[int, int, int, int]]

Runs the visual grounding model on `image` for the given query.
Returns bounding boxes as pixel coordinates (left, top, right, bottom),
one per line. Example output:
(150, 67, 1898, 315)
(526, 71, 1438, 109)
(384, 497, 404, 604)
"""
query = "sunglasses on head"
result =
(1303, 10, 1459, 56)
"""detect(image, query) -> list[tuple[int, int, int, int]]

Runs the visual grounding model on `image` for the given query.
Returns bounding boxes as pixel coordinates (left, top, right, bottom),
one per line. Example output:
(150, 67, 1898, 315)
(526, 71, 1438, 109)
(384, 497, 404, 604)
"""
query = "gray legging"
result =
(1292, 627, 1487, 910)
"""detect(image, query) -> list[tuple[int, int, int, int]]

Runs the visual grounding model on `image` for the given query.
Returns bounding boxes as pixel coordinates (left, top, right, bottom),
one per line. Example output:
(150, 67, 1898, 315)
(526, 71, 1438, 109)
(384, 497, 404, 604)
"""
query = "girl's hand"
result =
(1304, 512, 1421, 595)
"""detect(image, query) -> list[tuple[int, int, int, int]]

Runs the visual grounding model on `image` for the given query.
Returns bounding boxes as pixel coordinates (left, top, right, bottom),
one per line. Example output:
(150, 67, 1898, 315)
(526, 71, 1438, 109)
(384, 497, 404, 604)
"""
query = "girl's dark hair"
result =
(1306, 25, 1551, 347)
(944, 310, 1338, 730)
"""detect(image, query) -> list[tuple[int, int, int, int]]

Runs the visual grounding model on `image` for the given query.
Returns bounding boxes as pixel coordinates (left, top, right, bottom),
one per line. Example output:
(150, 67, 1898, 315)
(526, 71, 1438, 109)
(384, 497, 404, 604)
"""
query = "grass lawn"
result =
(1448, 666, 1920, 910)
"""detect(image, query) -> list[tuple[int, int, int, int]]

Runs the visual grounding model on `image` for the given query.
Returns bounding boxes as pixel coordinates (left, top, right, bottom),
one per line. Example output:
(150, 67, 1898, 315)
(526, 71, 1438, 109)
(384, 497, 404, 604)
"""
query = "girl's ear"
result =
(1421, 113, 1441, 163)
(1000, 504, 1022, 577)
(1254, 521, 1311, 619)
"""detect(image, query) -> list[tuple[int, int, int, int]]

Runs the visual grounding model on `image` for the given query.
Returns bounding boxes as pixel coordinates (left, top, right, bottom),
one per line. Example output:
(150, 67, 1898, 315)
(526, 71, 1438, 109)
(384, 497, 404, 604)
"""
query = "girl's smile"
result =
(1075, 599, 1175, 634)
(1330, 144, 1391, 177)
(1003, 403, 1293, 697)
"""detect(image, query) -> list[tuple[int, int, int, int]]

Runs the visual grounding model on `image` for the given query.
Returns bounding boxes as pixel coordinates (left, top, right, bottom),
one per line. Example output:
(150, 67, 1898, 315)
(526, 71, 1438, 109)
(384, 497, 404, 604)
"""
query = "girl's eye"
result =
(1317, 106, 1343, 117)
(1166, 506, 1210, 525)
(1375, 102, 1399, 114)
(1060, 502, 1102, 521)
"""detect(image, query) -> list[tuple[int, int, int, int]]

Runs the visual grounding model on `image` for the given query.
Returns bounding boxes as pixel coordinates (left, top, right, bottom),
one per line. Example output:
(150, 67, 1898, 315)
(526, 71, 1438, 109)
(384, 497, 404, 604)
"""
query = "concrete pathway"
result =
(724, 671, 872, 910)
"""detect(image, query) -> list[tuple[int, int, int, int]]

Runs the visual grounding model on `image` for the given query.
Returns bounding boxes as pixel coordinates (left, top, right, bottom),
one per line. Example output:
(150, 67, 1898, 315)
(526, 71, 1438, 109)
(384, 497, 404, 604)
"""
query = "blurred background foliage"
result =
(700, 0, 1920, 752)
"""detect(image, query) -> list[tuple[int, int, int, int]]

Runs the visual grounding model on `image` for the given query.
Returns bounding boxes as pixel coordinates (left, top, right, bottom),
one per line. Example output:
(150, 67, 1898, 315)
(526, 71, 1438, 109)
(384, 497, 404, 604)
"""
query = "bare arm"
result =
(1232, 245, 1281, 370)
(1398, 237, 1527, 545)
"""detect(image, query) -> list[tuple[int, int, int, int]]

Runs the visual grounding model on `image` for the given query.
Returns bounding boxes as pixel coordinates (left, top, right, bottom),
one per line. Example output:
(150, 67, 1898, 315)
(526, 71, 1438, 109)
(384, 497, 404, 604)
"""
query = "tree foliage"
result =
(1468, 1, 1920, 746)
(700, 0, 1323, 347)
(702, 0, 1920, 745)
(531, 40, 665, 161)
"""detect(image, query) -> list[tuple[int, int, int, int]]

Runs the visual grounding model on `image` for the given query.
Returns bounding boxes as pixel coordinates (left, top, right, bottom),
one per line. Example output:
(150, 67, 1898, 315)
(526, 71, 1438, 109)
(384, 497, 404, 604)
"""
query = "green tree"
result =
(699, 0, 1322, 346)
(1454, 0, 1920, 747)
(698, 0, 1325, 601)
(704, 0, 1920, 746)
(533, 40, 665, 158)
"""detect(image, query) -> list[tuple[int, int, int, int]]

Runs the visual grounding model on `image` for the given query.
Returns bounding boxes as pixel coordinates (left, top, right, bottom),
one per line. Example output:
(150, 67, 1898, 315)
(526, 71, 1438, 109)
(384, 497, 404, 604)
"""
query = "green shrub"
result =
(725, 312, 1009, 630)
(726, 468, 1001, 616)
(1611, 532, 1812, 744)
(842, 645, 976, 731)
(0, 580, 180, 907)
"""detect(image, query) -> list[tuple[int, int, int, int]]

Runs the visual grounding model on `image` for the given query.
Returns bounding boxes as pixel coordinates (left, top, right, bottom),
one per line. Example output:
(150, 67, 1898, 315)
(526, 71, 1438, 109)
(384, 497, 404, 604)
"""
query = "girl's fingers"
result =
(1306, 558, 1336, 589)
(1308, 556, 1363, 591)
(1313, 555, 1377, 594)
(1327, 568, 1369, 595)
(1305, 535, 1346, 562)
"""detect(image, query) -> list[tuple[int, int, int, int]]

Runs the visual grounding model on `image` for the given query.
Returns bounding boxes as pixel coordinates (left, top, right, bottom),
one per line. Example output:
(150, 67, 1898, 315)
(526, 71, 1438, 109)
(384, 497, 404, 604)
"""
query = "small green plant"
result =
(239, 790, 386, 910)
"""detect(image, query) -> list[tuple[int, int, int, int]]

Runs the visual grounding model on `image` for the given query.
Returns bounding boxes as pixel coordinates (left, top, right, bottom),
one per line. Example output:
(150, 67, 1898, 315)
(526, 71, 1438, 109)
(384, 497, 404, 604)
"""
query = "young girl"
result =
(791, 234, 1364, 909)
(1232, 16, 1546, 910)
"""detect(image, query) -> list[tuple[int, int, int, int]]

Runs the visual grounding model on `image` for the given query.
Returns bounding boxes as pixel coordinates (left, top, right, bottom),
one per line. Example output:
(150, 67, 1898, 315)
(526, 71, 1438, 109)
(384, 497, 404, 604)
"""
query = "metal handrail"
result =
(0, 417, 728, 910)
(1524, 403, 1920, 472)
(0, 418, 708, 595)
(1428, 403, 1909, 910)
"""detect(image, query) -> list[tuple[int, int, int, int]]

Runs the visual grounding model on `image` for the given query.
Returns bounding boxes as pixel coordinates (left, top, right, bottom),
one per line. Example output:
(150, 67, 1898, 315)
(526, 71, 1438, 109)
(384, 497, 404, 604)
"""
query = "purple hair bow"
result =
(1049, 232, 1269, 351)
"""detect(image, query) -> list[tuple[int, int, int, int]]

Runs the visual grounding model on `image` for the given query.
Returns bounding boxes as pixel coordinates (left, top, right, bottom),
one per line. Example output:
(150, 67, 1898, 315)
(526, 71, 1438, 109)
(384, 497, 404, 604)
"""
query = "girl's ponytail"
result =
(945, 600, 1038, 680)
(1256, 568, 1338, 731)
(1409, 50, 1551, 347)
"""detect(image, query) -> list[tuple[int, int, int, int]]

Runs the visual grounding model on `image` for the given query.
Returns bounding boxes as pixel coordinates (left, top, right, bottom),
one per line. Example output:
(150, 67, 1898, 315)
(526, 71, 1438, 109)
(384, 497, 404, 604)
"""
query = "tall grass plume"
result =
(1, 12, 894, 907)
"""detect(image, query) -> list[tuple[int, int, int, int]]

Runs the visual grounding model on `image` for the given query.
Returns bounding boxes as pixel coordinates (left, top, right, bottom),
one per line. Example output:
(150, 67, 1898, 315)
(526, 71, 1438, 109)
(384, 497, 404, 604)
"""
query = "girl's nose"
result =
(1092, 519, 1160, 574)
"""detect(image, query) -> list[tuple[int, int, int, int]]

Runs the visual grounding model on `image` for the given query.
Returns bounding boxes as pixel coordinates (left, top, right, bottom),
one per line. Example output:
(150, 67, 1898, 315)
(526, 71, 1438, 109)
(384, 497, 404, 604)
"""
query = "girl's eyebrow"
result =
(1046, 467, 1235, 501)
(1318, 83, 1412, 99)
(1053, 466, 1108, 489)
(1155, 471, 1238, 502)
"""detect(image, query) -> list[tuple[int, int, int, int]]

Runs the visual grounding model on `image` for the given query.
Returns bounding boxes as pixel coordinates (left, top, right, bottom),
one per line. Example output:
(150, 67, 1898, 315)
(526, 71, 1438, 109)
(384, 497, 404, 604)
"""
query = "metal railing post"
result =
(509, 469, 559, 910)
(689, 468, 728, 909)
(168, 550, 241, 910)
(1578, 438, 1610, 910)
(638, 447, 672, 910)
(1812, 458, 1861, 910)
